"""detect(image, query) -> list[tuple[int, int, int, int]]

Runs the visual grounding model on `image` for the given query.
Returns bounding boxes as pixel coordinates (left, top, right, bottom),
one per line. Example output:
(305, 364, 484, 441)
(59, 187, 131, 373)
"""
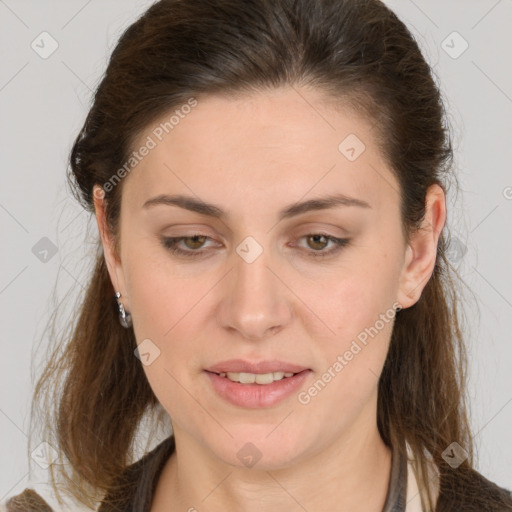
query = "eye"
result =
(160, 233, 350, 259)
(161, 235, 214, 257)
(295, 233, 350, 258)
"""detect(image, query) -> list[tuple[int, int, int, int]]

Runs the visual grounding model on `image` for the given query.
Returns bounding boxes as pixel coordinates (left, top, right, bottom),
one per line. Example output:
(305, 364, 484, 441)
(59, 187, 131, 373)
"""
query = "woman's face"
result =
(96, 86, 442, 469)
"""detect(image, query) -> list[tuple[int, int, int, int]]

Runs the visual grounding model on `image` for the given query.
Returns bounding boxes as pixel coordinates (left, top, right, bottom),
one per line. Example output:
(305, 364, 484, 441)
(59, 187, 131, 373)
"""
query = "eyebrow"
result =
(142, 192, 371, 220)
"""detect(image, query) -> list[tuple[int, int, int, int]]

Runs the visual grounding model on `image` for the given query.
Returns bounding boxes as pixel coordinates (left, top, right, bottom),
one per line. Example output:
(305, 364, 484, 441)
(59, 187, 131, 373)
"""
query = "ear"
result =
(396, 183, 446, 309)
(93, 185, 129, 307)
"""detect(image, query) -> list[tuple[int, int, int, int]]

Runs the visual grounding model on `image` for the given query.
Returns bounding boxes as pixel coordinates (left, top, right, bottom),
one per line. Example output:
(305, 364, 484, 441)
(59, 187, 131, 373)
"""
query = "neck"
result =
(152, 405, 392, 512)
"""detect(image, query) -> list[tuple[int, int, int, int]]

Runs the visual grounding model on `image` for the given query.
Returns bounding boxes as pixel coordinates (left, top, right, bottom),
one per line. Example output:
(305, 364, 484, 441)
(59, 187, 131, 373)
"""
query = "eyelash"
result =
(161, 233, 350, 259)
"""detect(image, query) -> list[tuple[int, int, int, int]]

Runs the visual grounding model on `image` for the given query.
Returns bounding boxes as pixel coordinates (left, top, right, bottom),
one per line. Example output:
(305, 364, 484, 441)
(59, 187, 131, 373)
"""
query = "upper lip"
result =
(206, 359, 310, 374)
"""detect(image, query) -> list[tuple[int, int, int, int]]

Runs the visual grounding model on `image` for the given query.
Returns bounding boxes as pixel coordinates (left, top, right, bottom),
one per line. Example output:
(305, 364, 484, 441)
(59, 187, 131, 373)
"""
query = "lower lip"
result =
(204, 370, 312, 408)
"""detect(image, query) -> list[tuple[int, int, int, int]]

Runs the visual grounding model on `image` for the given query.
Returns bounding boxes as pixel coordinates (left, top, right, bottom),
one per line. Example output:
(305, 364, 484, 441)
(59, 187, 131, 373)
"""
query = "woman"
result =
(5, 0, 512, 510)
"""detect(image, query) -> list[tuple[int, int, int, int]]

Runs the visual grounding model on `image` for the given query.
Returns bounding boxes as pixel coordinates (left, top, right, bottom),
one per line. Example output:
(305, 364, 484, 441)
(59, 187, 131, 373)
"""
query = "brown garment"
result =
(4, 489, 54, 512)
(98, 436, 176, 511)
(5, 436, 512, 511)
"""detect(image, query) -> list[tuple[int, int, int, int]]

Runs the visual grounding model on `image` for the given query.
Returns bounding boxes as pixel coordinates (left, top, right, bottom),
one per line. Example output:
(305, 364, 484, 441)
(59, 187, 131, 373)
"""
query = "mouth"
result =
(204, 368, 312, 408)
(205, 369, 304, 385)
(203, 359, 312, 407)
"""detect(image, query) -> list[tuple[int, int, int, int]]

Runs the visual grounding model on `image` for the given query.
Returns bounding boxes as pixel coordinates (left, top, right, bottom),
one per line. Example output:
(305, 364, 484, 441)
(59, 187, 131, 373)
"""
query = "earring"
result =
(114, 291, 132, 328)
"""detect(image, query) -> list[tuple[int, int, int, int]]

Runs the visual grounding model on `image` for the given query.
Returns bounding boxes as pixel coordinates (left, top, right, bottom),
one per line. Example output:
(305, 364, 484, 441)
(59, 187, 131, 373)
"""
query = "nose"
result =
(217, 244, 293, 341)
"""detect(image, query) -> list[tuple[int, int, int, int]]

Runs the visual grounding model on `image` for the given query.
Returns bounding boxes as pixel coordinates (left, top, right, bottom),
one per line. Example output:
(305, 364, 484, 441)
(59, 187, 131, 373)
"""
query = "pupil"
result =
(309, 235, 326, 250)
(187, 235, 205, 248)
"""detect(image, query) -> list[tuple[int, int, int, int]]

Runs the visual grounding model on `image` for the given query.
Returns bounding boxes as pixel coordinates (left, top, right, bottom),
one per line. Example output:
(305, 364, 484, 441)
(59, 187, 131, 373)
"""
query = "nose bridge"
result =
(220, 236, 292, 339)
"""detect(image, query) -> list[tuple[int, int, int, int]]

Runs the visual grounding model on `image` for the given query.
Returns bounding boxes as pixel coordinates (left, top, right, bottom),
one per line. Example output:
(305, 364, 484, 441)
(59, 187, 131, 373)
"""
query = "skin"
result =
(94, 86, 445, 511)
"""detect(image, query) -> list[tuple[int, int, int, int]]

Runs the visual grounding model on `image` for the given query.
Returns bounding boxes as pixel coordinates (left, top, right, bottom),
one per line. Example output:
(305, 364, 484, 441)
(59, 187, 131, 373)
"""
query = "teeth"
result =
(220, 371, 296, 384)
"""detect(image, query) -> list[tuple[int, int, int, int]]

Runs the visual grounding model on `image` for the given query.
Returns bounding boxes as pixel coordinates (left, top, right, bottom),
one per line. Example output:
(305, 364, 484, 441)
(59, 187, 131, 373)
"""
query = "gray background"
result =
(1, 0, 511, 509)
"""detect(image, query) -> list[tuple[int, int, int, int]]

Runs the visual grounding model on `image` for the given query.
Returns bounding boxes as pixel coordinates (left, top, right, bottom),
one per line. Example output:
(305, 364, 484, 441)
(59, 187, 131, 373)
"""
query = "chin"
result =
(207, 431, 308, 471)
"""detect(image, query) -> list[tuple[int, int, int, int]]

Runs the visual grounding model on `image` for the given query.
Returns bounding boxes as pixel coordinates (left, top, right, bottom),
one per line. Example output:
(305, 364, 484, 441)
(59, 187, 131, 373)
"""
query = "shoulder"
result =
(435, 467, 512, 512)
(2, 488, 55, 511)
(2, 437, 176, 512)
(406, 444, 512, 512)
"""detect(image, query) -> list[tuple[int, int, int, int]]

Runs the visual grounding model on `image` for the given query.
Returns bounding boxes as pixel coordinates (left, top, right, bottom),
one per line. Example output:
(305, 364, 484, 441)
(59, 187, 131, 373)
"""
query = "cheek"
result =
(125, 256, 209, 418)
(301, 283, 397, 422)
(123, 243, 214, 373)
(306, 241, 402, 390)
(319, 249, 402, 340)
(123, 240, 202, 335)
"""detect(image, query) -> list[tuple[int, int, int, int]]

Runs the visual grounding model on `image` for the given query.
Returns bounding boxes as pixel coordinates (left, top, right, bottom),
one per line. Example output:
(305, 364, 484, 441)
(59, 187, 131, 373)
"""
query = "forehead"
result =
(122, 87, 399, 216)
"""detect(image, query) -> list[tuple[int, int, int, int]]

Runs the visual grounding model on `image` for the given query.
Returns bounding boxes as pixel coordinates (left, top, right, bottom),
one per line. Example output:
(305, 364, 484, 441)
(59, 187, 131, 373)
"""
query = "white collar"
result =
(405, 444, 440, 511)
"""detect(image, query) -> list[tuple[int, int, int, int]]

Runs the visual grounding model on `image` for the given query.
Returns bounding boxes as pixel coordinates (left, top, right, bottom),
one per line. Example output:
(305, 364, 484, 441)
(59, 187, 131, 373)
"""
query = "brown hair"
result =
(23, 0, 511, 510)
